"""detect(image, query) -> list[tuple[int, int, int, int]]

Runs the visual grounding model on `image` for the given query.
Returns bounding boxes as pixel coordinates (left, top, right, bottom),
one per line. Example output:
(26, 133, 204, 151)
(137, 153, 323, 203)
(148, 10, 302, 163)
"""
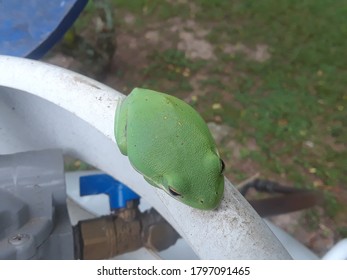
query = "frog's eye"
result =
(168, 187, 182, 197)
(220, 159, 225, 174)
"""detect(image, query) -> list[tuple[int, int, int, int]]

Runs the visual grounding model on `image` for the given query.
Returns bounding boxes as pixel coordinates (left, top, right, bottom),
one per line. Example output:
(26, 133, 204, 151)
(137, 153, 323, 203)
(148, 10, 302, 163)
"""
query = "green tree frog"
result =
(114, 88, 224, 210)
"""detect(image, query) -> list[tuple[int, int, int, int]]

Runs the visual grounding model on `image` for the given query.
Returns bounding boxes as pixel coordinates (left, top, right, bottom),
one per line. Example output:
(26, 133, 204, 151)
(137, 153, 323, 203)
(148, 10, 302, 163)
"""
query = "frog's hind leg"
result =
(143, 176, 161, 188)
(114, 96, 129, 155)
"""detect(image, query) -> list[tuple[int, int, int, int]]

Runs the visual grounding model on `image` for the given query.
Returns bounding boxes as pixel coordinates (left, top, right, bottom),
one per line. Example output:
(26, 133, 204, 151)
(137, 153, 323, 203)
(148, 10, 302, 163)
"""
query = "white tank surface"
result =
(0, 55, 292, 259)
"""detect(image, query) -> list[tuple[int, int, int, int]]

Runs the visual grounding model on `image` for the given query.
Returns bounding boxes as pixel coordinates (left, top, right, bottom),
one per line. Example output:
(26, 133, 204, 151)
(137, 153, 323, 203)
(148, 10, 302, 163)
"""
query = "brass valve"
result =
(74, 201, 180, 259)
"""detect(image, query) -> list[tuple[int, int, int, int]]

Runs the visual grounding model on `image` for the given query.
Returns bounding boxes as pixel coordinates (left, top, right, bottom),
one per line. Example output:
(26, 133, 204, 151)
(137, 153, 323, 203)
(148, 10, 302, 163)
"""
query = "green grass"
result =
(140, 49, 206, 95)
(111, 0, 190, 20)
(194, 0, 347, 188)
(337, 226, 347, 238)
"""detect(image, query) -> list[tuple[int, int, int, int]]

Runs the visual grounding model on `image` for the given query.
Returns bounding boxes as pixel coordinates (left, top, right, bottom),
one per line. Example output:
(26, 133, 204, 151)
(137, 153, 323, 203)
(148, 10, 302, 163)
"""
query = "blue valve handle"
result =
(79, 174, 140, 210)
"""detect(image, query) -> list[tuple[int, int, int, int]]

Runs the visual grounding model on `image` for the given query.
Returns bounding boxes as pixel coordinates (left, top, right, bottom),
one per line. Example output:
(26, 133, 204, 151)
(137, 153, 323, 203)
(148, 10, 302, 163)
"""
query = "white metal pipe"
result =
(0, 55, 291, 259)
(322, 239, 347, 260)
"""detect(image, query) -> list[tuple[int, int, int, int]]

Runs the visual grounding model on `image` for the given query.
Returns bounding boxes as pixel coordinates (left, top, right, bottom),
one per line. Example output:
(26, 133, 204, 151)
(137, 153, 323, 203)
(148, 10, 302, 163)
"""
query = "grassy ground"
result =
(51, 0, 347, 254)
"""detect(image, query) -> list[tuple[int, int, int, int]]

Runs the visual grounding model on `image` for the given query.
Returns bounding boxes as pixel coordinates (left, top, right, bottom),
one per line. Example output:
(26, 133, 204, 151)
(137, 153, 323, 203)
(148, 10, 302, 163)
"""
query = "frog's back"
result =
(126, 88, 216, 149)
(126, 88, 217, 175)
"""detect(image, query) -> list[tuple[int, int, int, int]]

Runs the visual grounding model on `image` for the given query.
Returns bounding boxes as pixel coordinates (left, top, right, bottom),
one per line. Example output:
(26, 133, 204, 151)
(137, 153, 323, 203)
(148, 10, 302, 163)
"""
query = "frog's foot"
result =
(114, 96, 128, 155)
(144, 176, 161, 188)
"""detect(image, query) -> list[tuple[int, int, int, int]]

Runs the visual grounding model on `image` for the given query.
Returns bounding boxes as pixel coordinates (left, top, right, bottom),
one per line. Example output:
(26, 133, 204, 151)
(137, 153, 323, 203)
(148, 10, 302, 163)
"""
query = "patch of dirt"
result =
(178, 31, 215, 60)
(168, 18, 215, 60)
(208, 122, 262, 183)
(45, 53, 78, 69)
(104, 15, 217, 93)
(104, 30, 152, 91)
(123, 13, 136, 25)
(270, 210, 336, 257)
(144, 30, 160, 44)
(223, 43, 271, 62)
(208, 122, 233, 144)
(185, 72, 211, 101)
